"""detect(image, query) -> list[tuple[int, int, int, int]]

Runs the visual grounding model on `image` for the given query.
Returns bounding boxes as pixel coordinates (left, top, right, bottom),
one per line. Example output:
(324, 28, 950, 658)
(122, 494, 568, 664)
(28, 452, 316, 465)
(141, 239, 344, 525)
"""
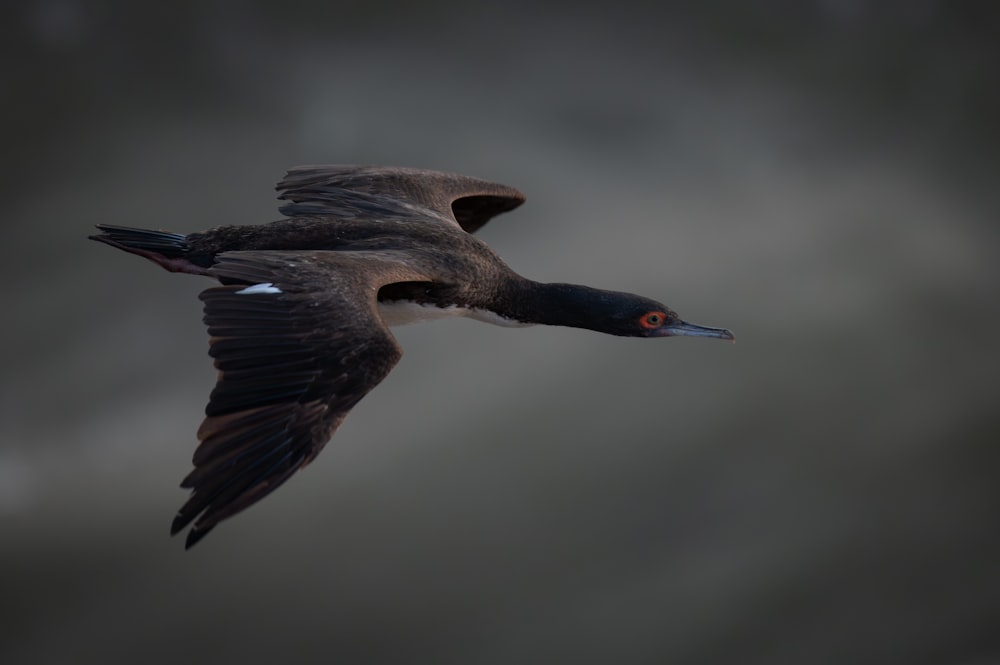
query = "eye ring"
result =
(639, 311, 667, 329)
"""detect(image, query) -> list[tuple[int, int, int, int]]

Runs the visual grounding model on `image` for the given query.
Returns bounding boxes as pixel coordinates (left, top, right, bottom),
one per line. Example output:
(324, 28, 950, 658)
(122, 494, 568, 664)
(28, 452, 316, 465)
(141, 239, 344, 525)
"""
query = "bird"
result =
(90, 165, 734, 548)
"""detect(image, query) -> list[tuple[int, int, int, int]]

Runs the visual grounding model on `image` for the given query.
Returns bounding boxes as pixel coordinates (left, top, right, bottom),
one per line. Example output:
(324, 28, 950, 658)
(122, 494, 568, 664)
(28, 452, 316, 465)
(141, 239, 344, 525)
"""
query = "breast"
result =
(377, 300, 533, 328)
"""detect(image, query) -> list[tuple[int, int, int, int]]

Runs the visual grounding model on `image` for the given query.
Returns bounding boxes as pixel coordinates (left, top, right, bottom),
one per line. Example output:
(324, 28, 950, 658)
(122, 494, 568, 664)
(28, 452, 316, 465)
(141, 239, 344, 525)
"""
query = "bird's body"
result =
(91, 165, 734, 548)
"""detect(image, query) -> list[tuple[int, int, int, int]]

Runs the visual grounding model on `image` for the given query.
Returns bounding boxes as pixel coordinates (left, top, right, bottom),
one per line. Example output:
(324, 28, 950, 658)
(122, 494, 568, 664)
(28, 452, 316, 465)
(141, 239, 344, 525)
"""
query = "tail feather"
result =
(90, 224, 207, 275)
(90, 224, 187, 255)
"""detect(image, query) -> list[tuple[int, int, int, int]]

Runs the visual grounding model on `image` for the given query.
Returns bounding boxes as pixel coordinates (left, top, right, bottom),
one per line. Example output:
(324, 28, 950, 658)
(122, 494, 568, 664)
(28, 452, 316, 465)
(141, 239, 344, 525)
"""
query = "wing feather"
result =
(172, 250, 432, 548)
(276, 165, 525, 234)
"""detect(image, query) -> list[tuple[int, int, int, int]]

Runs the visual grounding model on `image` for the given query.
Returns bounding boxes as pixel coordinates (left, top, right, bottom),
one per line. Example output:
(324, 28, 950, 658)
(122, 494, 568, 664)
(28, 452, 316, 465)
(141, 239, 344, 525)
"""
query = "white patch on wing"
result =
(236, 282, 282, 295)
(378, 301, 534, 328)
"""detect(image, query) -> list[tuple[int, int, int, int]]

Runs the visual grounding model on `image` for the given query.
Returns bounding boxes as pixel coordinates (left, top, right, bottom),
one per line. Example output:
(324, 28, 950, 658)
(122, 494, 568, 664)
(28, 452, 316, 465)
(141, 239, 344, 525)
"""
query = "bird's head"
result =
(603, 293, 735, 340)
(536, 284, 734, 341)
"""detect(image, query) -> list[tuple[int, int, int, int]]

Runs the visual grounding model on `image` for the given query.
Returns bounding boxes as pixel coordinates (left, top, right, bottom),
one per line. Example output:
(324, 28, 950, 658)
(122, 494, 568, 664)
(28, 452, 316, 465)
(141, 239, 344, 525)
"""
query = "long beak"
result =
(659, 319, 735, 341)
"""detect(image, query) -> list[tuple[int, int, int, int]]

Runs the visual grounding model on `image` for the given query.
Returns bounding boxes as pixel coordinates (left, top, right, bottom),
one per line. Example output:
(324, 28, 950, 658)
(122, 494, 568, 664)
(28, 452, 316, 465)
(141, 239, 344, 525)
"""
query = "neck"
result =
(501, 280, 628, 331)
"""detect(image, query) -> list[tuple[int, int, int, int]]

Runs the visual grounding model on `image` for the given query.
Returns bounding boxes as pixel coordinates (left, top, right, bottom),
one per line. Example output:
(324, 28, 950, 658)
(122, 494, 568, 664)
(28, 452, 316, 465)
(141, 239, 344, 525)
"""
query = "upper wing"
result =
(172, 250, 432, 548)
(275, 165, 526, 234)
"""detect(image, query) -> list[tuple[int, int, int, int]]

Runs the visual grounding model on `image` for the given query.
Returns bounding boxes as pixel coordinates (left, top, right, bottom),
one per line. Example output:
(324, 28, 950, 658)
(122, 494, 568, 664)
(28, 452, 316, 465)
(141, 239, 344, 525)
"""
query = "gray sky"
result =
(2, 2, 999, 664)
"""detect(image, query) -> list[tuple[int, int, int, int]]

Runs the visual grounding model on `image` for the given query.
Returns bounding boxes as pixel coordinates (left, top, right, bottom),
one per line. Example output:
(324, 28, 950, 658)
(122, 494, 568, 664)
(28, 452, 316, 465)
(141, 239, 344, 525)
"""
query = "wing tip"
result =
(171, 509, 216, 550)
(184, 525, 212, 549)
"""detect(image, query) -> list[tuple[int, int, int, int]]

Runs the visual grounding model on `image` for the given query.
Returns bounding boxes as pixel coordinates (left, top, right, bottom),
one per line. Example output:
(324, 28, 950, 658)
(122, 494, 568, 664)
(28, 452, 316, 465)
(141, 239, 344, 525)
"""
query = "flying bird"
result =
(91, 165, 734, 548)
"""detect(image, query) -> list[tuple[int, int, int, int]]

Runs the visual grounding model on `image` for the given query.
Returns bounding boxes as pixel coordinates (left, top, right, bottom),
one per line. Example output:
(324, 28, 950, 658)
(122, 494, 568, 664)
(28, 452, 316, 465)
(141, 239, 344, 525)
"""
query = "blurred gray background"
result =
(2, 1, 999, 663)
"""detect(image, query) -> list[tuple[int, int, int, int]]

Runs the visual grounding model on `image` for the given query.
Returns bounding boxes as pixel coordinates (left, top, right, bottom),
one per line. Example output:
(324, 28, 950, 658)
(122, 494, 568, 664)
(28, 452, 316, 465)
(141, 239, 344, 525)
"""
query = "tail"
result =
(90, 224, 208, 275)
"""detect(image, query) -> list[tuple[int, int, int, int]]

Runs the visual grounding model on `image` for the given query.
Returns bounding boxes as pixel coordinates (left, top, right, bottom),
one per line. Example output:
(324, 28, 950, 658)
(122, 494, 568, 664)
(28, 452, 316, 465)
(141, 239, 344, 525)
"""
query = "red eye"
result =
(639, 311, 666, 329)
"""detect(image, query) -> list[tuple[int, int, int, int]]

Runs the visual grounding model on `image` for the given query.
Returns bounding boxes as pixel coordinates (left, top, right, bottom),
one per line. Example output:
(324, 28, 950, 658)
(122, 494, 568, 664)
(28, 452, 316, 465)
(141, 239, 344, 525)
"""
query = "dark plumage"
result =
(91, 165, 734, 548)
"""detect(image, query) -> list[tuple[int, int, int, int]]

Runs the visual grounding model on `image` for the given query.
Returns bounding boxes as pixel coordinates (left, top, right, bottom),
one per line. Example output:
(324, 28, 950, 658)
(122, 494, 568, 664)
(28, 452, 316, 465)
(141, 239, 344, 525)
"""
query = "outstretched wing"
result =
(276, 165, 526, 234)
(172, 250, 432, 548)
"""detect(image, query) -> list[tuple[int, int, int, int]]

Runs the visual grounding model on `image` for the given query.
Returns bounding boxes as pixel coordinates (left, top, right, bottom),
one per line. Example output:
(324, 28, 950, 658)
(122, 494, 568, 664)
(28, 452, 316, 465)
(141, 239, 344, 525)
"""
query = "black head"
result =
(532, 284, 735, 341)
(600, 292, 734, 340)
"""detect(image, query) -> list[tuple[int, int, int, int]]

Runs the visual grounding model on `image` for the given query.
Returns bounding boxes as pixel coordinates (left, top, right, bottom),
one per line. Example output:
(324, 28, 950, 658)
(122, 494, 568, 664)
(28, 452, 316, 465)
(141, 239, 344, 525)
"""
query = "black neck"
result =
(501, 280, 636, 331)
